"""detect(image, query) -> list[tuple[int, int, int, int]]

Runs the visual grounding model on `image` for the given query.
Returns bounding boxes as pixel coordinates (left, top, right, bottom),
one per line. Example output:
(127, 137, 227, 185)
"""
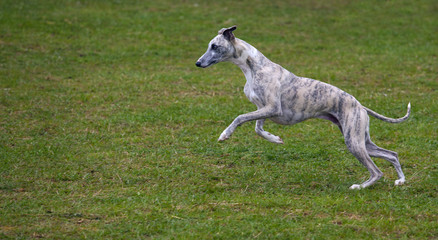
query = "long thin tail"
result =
(364, 102, 411, 123)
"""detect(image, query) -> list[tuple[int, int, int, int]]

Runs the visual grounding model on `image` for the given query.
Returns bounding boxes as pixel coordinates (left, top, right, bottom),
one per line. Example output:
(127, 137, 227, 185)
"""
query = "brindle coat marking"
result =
(196, 26, 411, 189)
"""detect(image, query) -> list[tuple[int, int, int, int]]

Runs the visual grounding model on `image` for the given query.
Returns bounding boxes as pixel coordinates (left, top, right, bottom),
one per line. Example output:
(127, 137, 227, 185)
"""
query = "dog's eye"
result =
(211, 44, 218, 50)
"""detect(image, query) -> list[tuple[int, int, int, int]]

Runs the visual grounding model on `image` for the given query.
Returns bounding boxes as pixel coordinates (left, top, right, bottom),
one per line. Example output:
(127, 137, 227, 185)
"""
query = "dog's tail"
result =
(364, 102, 411, 123)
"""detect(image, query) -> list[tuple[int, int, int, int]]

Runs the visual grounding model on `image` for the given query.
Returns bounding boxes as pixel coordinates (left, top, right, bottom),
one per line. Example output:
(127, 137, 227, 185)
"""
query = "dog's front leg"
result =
(218, 106, 281, 142)
(255, 119, 284, 144)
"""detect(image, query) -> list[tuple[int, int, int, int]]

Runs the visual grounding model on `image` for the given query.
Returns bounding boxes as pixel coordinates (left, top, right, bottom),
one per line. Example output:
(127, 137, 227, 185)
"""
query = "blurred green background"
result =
(1, 0, 437, 238)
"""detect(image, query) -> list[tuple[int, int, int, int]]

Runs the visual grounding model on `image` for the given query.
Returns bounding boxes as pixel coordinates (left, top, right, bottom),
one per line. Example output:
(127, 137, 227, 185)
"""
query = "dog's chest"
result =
(244, 81, 264, 107)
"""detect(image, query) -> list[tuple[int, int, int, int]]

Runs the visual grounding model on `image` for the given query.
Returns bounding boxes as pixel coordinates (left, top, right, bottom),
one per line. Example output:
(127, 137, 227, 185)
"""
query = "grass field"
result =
(1, 0, 437, 238)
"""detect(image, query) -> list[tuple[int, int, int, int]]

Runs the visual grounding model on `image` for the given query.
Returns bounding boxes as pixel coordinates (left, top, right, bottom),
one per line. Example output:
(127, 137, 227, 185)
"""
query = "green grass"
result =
(1, 0, 437, 238)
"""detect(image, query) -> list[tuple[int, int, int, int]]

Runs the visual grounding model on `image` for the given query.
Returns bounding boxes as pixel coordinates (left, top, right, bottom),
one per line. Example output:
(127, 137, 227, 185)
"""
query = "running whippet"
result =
(196, 26, 411, 189)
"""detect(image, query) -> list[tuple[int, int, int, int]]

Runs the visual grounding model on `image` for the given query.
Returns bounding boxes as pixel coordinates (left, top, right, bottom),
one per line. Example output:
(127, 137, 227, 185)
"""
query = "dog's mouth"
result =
(195, 60, 217, 68)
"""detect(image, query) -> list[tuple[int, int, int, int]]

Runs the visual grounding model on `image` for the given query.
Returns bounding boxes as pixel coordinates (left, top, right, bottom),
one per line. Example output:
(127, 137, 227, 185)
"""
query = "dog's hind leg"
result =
(255, 119, 283, 144)
(344, 111, 383, 189)
(365, 137, 405, 186)
(347, 142, 383, 189)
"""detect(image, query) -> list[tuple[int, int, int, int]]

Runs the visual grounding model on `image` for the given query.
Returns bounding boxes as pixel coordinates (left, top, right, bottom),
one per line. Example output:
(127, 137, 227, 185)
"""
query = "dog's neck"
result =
(230, 38, 269, 83)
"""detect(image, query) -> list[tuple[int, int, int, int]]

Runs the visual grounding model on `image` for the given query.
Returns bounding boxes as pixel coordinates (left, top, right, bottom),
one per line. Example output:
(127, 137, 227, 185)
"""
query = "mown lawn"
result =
(0, 0, 437, 239)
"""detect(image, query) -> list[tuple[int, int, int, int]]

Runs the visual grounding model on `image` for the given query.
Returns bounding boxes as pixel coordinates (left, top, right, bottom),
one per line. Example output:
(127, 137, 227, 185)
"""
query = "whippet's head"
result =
(196, 26, 237, 68)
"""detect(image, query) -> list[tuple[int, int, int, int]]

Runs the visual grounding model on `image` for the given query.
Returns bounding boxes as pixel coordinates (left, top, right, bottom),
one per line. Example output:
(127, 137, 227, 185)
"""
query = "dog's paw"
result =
(271, 136, 284, 144)
(218, 132, 230, 142)
(395, 178, 405, 186)
(218, 136, 228, 142)
(262, 132, 284, 144)
(349, 184, 361, 190)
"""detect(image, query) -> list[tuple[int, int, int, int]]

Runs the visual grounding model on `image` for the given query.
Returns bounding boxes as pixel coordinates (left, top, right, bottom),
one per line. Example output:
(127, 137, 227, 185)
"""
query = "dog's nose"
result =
(196, 61, 202, 67)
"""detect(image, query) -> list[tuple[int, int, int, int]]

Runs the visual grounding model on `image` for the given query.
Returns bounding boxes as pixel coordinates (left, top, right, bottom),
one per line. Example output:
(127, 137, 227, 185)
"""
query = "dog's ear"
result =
(218, 25, 237, 41)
